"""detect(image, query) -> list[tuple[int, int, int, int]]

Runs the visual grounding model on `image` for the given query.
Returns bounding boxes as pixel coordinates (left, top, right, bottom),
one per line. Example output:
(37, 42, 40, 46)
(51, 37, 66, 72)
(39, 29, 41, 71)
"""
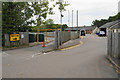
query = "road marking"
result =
(43, 53, 47, 54)
(60, 41, 83, 51)
(26, 53, 42, 60)
(31, 53, 41, 58)
(2, 52, 9, 57)
(2, 52, 8, 55)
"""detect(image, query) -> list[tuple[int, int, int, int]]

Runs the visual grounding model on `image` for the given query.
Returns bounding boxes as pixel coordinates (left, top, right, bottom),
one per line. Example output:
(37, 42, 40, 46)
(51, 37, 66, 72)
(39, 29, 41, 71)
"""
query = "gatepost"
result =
(55, 29, 59, 50)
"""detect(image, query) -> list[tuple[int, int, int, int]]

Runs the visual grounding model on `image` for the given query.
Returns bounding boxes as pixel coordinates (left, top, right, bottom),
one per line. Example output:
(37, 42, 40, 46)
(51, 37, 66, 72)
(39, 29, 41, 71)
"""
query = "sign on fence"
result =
(21, 34, 24, 38)
(10, 34, 20, 41)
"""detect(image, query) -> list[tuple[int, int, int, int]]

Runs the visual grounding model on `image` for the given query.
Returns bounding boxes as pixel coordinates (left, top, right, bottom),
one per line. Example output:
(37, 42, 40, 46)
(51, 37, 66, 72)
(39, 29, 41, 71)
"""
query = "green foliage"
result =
(31, 1, 53, 26)
(62, 24, 68, 31)
(92, 19, 108, 27)
(56, 0, 69, 11)
(2, 1, 69, 47)
(92, 12, 120, 27)
(2, 0, 69, 34)
(32, 19, 68, 32)
(2, 2, 25, 34)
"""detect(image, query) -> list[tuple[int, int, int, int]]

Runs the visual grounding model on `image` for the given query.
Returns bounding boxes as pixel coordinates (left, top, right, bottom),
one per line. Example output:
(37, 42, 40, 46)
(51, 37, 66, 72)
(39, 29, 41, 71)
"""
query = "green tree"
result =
(62, 24, 68, 31)
(44, 19, 53, 29)
(2, 2, 25, 34)
(2, 0, 69, 33)
(92, 12, 120, 27)
(56, 0, 69, 11)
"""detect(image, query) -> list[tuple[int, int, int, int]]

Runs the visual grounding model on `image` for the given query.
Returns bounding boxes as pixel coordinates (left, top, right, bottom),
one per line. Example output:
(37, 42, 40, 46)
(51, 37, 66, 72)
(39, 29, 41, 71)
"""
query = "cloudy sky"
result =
(47, 0, 120, 27)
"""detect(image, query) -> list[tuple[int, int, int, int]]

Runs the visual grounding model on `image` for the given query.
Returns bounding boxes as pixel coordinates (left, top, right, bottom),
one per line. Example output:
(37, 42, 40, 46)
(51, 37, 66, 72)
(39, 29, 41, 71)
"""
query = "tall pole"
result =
(60, 11, 62, 31)
(60, 0, 62, 45)
(68, 10, 70, 27)
(77, 10, 79, 38)
(77, 10, 78, 30)
(72, 10, 73, 30)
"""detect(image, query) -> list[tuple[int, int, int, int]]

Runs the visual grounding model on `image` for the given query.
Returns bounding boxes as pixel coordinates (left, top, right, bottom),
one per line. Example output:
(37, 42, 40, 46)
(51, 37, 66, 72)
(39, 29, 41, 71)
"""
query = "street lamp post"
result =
(77, 10, 79, 38)
(60, 0, 62, 45)
(68, 10, 70, 27)
(72, 10, 73, 31)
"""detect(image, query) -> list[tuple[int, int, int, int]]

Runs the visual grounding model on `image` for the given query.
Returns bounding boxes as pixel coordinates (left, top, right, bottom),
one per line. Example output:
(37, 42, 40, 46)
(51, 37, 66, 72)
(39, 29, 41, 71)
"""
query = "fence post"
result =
(55, 30, 59, 49)
(26, 31, 29, 44)
(107, 30, 110, 56)
(115, 32, 119, 58)
(4, 34, 10, 47)
(118, 33, 120, 58)
(19, 32, 22, 45)
(110, 31, 113, 57)
(108, 31, 120, 58)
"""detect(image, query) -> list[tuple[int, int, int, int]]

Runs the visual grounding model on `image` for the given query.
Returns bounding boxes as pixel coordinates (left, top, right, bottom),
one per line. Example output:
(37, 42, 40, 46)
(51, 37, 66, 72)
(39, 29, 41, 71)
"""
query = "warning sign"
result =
(10, 34, 20, 41)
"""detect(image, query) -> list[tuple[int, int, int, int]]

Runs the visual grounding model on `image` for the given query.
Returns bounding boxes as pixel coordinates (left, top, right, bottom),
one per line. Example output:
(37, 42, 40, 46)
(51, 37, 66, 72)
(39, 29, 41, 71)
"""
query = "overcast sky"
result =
(47, 0, 120, 27)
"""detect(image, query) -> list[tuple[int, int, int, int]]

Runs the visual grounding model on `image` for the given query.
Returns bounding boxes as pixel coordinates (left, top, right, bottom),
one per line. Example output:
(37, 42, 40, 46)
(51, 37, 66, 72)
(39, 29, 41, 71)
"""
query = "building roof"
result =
(65, 26, 96, 31)
(83, 26, 96, 30)
(110, 22, 120, 29)
(100, 20, 119, 28)
(65, 27, 83, 31)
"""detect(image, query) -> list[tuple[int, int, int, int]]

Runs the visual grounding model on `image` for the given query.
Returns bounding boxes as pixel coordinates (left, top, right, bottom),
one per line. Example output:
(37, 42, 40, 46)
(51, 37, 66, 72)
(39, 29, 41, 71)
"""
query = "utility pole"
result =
(68, 10, 70, 27)
(72, 10, 74, 31)
(77, 10, 78, 28)
(60, 0, 62, 45)
(77, 10, 79, 38)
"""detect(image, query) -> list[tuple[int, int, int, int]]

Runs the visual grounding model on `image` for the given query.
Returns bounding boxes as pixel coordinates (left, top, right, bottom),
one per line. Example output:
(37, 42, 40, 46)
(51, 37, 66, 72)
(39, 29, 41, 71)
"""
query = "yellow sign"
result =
(10, 34, 20, 41)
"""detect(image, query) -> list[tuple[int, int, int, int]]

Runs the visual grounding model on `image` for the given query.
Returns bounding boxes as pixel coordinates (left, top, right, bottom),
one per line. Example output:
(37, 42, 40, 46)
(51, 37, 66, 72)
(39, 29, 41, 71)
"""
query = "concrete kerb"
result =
(42, 39, 83, 53)
(59, 41, 83, 51)
(106, 55, 120, 74)
(42, 48, 57, 53)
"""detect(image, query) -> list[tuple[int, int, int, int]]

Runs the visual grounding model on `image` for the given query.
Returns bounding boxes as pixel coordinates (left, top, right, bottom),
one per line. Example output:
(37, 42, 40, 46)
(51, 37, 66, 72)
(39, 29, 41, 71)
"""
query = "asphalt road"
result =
(2, 34, 118, 78)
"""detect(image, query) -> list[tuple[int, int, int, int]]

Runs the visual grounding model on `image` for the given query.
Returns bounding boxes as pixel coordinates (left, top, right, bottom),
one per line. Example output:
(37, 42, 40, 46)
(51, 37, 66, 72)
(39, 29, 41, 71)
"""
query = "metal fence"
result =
(71, 32, 79, 40)
(55, 31, 79, 49)
(107, 30, 120, 58)
(47, 32, 55, 37)
(3, 31, 79, 51)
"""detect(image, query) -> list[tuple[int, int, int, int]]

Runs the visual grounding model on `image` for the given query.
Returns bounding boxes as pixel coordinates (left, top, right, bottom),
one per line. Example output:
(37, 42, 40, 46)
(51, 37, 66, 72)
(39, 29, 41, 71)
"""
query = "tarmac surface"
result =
(2, 34, 119, 78)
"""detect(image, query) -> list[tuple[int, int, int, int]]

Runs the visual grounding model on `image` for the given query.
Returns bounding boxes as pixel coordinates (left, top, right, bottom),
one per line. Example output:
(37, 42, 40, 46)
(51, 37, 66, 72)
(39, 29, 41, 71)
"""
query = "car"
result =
(81, 30, 86, 36)
(98, 31, 105, 36)
(96, 32, 99, 35)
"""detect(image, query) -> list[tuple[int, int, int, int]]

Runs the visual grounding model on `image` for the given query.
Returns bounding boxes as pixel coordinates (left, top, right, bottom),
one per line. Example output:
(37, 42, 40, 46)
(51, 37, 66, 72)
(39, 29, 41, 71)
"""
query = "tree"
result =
(62, 24, 68, 31)
(2, 0, 69, 34)
(2, 0, 69, 33)
(44, 19, 54, 29)
(2, 2, 24, 34)
(2, 2, 37, 33)
(92, 12, 120, 27)
(56, 0, 69, 12)
(31, 1, 53, 26)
